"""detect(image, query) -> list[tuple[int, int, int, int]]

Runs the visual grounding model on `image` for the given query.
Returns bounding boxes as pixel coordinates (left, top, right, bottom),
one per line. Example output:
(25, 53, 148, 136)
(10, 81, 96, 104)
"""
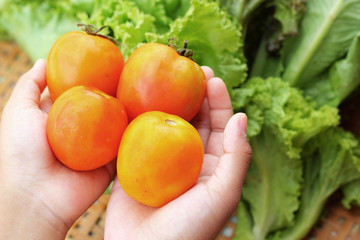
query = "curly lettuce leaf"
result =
(342, 179, 360, 209)
(242, 127, 303, 239)
(232, 77, 339, 239)
(79, 0, 157, 60)
(272, 127, 360, 240)
(132, 0, 190, 33)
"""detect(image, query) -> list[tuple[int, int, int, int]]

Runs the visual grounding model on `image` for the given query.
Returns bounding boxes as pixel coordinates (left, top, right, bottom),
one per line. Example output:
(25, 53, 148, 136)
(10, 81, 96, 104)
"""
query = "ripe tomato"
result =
(117, 111, 204, 207)
(47, 86, 128, 171)
(116, 42, 207, 122)
(46, 30, 124, 101)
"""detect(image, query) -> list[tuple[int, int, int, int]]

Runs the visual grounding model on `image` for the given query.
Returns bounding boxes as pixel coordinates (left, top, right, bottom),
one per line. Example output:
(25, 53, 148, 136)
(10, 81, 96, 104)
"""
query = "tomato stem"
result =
(168, 38, 194, 61)
(77, 23, 121, 46)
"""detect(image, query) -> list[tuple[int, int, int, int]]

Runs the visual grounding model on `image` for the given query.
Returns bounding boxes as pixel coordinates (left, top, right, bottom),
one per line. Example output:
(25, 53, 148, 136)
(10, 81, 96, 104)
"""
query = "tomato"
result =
(47, 86, 128, 171)
(117, 111, 204, 207)
(46, 30, 124, 101)
(116, 42, 207, 122)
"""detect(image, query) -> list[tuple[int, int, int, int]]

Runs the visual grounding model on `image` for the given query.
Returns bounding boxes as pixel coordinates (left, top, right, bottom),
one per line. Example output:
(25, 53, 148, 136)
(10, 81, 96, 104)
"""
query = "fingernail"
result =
(238, 113, 248, 135)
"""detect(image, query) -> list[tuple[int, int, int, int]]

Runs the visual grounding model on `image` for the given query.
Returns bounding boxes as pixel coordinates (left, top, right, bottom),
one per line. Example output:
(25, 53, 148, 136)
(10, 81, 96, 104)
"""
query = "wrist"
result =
(0, 183, 68, 240)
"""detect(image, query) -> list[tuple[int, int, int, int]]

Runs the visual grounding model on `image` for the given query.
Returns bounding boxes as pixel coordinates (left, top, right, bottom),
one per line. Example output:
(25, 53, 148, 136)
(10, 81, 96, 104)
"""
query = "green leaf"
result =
(281, 0, 360, 87)
(342, 179, 360, 209)
(234, 201, 256, 240)
(0, 1, 79, 61)
(273, 127, 360, 240)
(304, 33, 360, 107)
(243, 127, 303, 239)
(232, 77, 339, 239)
(80, 0, 157, 60)
(273, 0, 306, 36)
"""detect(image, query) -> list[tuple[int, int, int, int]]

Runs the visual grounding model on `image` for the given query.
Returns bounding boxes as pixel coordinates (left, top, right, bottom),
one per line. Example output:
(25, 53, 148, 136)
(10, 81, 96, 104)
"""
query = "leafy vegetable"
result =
(304, 33, 360, 107)
(281, 0, 360, 88)
(0, 1, 83, 61)
(250, 0, 360, 93)
(271, 127, 360, 240)
(342, 179, 360, 209)
(232, 77, 339, 239)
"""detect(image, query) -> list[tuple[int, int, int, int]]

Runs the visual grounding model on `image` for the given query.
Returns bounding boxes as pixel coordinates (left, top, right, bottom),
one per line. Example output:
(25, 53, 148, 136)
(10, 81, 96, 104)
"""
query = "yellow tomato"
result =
(117, 111, 204, 207)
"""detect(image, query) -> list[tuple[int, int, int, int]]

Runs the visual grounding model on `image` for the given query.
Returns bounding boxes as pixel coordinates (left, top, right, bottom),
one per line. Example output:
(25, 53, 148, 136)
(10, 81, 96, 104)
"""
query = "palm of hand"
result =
(105, 68, 251, 240)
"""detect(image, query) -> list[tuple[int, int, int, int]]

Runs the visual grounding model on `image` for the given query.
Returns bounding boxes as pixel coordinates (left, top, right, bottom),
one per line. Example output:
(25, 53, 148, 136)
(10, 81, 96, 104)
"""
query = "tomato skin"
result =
(46, 31, 124, 101)
(117, 111, 204, 207)
(47, 86, 128, 171)
(117, 43, 207, 122)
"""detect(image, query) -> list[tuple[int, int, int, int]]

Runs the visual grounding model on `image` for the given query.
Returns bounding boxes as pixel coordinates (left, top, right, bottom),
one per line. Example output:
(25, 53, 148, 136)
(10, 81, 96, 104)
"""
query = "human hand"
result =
(0, 60, 116, 239)
(104, 67, 252, 240)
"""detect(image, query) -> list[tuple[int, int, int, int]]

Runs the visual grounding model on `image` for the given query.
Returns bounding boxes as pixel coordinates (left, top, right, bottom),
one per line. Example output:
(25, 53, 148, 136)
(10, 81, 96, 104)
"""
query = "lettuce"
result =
(281, 0, 360, 87)
(271, 127, 360, 240)
(250, 0, 360, 106)
(304, 33, 360, 107)
(232, 77, 339, 239)
(0, 1, 85, 61)
(342, 179, 360, 209)
(230, 1, 360, 239)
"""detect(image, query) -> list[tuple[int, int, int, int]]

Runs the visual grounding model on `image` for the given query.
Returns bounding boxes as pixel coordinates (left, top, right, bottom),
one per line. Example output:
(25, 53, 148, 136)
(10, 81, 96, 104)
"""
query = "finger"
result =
(201, 66, 215, 80)
(7, 59, 46, 108)
(190, 67, 215, 150)
(206, 78, 234, 156)
(191, 97, 211, 151)
(212, 113, 252, 201)
(40, 87, 53, 113)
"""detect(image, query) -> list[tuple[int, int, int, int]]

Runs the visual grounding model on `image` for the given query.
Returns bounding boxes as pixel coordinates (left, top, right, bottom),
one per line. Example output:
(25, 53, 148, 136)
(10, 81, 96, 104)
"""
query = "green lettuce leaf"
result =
(281, 0, 360, 87)
(232, 77, 339, 239)
(215, 0, 265, 26)
(273, 0, 306, 37)
(303, 33, 360, 107)
(272, 127, 360, 240)
(79, 0, 157, 60)
(0, 1, 81, 61)
(342, 179, 360, 209)
(235, 201, 256, 240)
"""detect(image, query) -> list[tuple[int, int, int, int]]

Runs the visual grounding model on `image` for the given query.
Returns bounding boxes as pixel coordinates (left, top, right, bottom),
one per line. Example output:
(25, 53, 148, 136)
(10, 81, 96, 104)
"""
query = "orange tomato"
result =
(117, 111, 204, 207)
(46, 31, 124, 101)
(47, 86, 128, 171)
(116, 42, 207, 122)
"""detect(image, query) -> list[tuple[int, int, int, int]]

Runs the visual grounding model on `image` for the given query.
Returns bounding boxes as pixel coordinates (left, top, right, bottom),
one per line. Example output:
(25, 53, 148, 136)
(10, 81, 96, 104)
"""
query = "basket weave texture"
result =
(1, 41, 360, 240)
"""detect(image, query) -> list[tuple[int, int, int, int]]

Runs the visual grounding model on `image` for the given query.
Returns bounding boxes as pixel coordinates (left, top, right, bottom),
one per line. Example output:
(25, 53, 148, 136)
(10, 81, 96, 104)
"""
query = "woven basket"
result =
(1, 40, 360, 240)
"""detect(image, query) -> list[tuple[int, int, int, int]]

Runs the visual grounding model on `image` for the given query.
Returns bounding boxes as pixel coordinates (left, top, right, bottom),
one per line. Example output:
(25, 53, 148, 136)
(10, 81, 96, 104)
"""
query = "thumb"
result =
(214, 113, 252, 199)
(7, 59, 47, 108)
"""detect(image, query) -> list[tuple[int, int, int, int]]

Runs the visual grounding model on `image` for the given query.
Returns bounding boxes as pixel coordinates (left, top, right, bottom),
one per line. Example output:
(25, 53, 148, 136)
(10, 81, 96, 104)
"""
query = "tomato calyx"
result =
(168, 38, 194, 60)
(77, 23, 120, 46)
